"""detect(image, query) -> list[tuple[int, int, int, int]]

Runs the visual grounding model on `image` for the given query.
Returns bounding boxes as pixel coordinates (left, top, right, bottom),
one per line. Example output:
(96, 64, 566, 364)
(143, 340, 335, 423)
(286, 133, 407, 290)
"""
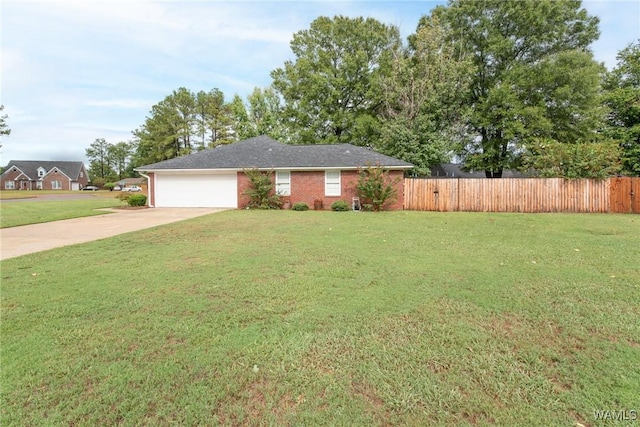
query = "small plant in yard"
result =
(116, 192, 130, 203)
(243, 168, 282, 209)
(127, 194, 147, 207)
(356, 163, 401, 211)
(292, 202, 309, 211)
(331, 200, 349, 211)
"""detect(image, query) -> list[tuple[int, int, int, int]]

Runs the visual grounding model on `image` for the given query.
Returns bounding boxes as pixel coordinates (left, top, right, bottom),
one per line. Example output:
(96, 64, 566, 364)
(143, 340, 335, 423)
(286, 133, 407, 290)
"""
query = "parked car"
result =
(113, 185, 122, 191)
(122, 185, 142, 192)
(82, 185, 99, 191)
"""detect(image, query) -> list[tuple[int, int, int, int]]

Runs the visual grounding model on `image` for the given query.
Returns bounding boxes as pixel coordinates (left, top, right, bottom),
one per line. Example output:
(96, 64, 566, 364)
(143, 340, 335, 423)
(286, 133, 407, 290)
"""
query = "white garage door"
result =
(155, 173, 237, 208)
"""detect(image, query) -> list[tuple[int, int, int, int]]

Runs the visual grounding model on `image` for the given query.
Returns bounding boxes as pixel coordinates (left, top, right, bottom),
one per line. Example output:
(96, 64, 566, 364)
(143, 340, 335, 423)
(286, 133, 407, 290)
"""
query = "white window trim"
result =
(5, 180, 15, 190)
(325, 170, 341, 196)
(275, 171, 291, 196)
(51, 180, 62, 190)
(37, 167, 46, 178)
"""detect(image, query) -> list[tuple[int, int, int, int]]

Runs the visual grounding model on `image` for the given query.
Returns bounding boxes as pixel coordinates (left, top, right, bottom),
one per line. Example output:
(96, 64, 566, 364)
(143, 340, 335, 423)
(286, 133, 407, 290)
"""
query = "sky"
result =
(1, 0, 639, 166)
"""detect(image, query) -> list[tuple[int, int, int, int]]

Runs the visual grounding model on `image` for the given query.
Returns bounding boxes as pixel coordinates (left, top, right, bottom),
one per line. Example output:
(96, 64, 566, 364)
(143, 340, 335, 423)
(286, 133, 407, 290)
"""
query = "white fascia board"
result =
(137, 168, 241, 174)
(137, 165, 412, 173)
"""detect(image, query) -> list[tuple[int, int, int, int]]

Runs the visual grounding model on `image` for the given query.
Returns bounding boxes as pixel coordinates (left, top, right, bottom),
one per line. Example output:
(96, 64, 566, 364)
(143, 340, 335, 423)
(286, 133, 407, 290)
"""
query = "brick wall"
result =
(77, 167, 89, 188)
(237, 172, 258, 209)
(42, 170, 71, 190)
(1, 168, 24, 190)
(237, 169, 405, 210)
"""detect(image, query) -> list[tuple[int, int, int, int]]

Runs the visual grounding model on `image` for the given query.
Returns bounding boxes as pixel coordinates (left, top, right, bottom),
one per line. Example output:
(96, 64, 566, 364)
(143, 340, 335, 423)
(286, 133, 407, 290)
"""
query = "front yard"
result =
(1, 210, 638, 426)
(0, 193, 124, 228)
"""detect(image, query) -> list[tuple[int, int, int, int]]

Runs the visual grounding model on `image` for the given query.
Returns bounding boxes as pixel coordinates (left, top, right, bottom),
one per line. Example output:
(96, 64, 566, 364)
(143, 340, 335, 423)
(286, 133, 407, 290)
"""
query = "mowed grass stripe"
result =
(1, 211, 638, 426)
(0, 196, 124, 228)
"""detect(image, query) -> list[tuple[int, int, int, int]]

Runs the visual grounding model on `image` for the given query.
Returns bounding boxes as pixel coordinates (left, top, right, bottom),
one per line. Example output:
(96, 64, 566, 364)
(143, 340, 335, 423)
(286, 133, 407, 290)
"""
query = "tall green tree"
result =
(0, 105, 10, 149)
(521, 139, 621, 179)
(229, 94, 253, 141)
(229, 88, 289, 142)
(247, 87, 289, 141)
(133, 87, 236, 166)
(432, 0, 602, 177)
(108, 141, 133, 180)
(603, 40, 640, 176)
(271, 15, 402, 146)
(133, 94, 186, 165)
(195, 88, 233, 148)
(379, 15, 472, 175)
(86, 138, 115, 181)
(170, 87, 196, 154)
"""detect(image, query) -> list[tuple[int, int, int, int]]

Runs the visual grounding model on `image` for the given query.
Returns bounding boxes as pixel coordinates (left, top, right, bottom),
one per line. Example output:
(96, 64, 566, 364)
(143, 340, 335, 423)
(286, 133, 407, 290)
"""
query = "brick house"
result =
(1, 160, 89, 191)
(136, 135, 413, 209)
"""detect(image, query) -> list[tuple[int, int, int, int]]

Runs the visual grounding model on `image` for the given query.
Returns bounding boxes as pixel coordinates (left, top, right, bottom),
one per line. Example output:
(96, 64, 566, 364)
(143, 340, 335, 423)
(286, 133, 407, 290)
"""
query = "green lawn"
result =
(0, 196, 124, 228)
(1, 211, 638, 426)
(0, 190, 111, 200)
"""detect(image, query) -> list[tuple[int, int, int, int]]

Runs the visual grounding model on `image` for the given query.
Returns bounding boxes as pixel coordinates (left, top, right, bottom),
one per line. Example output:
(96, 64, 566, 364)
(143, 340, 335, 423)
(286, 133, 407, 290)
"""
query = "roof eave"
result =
(136, 165, 413, 173)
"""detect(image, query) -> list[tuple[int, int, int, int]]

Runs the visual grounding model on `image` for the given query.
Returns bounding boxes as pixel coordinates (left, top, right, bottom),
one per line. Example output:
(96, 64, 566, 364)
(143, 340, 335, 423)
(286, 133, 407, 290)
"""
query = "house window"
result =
(325, 170, 341, 196)
(5, 181, 15, 190)
(37, 167, 46, 178)
(275, 171, 290, 196)
(51, 180, 62, 190)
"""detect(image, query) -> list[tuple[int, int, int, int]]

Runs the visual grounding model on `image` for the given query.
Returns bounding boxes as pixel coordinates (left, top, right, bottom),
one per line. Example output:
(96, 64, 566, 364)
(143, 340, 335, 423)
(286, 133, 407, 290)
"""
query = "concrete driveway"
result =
(0, 208, 225, 260)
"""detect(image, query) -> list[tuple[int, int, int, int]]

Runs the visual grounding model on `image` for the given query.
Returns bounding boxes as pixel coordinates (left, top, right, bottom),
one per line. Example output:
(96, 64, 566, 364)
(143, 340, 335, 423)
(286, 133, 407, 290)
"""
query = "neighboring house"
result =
(1, 161, 89, 191)
(116, 177, 145, 189)
(135, 135, 414, 209)
(430, 163, 530, 178)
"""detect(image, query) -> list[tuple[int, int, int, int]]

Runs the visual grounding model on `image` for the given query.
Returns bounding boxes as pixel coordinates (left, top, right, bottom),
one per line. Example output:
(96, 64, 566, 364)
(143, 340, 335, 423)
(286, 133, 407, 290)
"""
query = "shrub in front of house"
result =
(242, 168, 282, 209)
(331, 200, 349, 211)
(356, 163, 400, 212)
(292, 202, 309, 211)
(128, 194, 147, 207)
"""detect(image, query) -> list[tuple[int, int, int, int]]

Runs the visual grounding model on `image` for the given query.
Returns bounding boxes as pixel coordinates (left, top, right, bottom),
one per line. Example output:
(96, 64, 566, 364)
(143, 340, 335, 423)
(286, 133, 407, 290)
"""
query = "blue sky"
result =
(1, 0, 638, 165)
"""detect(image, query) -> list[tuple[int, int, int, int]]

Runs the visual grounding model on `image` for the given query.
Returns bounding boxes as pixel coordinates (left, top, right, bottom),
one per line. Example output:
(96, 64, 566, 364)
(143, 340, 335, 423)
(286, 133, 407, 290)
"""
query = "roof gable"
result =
(2, 161, 85, 180)
(43, 166, 72, 180)
(137, 136, 413, 171)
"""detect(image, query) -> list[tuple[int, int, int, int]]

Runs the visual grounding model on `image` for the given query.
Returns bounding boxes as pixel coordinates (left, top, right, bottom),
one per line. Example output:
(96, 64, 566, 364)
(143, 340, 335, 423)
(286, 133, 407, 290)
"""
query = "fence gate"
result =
(609, 177, 640, 213)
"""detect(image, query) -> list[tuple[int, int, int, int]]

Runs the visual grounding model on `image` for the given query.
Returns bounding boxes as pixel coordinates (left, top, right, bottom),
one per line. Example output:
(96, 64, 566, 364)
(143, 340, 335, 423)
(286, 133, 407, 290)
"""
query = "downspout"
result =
(138, 172, 154, 207)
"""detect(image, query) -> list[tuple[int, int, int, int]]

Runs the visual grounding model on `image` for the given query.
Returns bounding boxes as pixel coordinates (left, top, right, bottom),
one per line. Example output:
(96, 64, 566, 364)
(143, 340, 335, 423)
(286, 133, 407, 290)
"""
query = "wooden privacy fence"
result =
(404, 177, 640, 213)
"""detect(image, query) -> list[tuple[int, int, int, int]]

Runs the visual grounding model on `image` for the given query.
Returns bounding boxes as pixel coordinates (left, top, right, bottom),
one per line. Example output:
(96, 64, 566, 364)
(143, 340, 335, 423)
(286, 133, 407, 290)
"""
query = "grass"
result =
(0, 195, 124, 228)
(1, 210, 639, 426)
(0, 190, 111, 200)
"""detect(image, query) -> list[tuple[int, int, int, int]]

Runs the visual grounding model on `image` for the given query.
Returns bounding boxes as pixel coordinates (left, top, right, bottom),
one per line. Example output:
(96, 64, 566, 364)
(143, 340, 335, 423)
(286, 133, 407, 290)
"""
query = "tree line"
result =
(86, 0, 640, 182)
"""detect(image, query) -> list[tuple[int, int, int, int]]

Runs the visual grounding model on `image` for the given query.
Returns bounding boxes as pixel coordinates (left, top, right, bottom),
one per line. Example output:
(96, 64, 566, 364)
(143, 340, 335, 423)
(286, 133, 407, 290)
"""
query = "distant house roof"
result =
(136, 135, 414, 171)
(430, 163, 530, 178)
(117, 177, 145, 185)
(2, 160, 86, 180)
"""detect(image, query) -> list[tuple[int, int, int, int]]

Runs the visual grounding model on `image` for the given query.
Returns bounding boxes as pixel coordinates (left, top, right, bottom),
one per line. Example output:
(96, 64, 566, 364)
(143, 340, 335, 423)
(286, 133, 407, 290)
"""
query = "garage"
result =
(154, 172, 237, 208)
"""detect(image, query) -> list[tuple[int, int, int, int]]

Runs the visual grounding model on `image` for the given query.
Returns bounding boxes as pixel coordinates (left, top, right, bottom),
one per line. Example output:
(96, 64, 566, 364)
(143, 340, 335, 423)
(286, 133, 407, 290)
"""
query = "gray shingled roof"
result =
(430, 163, 531, 178)
(136, 136, 414, 171)
(3, 160, 85, 180)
